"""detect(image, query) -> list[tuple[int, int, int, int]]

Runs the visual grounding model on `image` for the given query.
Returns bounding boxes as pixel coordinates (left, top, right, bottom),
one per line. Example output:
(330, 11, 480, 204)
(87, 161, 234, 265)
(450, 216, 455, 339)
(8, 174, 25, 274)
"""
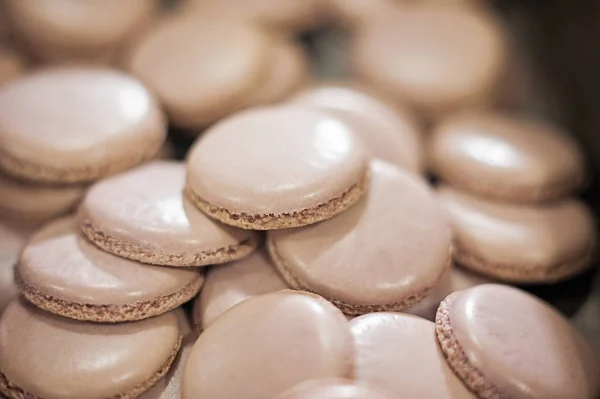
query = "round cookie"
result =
(126, 16, 270, 128)
(268, 160, 450, 315)
(5, 0, 157, 62)
(186, 106, 369, 230)
(290, 84, 423, 172)
(16, 217, 204, 322)
(351, 312, 475, 398)
(0, 219, 37, 316)
(183, 0, 323, 32)
(405, 265, 494, 321)
(0, 67, 166, 183)
(437, 185, 596, 283)
(429, 112, 586, 202)
(193, 249, 288, 330)
(350, 4, 506, 116)
(182, 291, 353, 399)
(0, 171, 85, 222)
(79, 161, 259, 267)
(0, 46, 24, 86)
(139, 309, 196, 399)
(276, 379, 395, 399)
(436, 284, 600, 399)
(245, 38, 311, 106)
(0, 300, 182, 399)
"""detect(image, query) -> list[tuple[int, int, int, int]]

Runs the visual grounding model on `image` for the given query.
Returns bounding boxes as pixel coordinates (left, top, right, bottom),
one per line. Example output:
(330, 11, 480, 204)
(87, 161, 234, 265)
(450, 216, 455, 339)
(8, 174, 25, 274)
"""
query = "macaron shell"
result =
(268, 160, 450, 315)
(182, 291, 354, 399)
(0, 171, 85, 222)
(0, 46, 24, 86)
(186, 106, 369, 229)
(437, 185, 596, 282)
(350, 312, 476, 398)
(275, 379, 395, 399)
(80, 161, 259, 267)
(436, 284, 600, 399)
(291, 85, 423, 172)
(0, 301, 182, 399)
(325, 0, 396, 27)
(350, 5, 506, 115)
(5, 0, 157, 62)
(126, 16, 271, 127)
(0, 220, 36, 316)
(193, 249, 288, 330)
(404, 265, 493, 321)
(17, 217, 203, 322)
(0, 67, 166, 183)
(245, 38, 311, 106)
(429, 112, 586, 202)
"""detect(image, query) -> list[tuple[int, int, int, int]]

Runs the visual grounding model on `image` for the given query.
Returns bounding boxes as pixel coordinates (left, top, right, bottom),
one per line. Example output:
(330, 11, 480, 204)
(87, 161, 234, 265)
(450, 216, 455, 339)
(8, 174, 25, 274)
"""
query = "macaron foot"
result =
(79, 211, 260, 267)
(436, 293, 509, 399)
(15, 271, 204, 323)
(185, 171, 369, 230)
(453, 245, 595, 284)
(0, 335, 182, 399)
(268, 237, 437, 316)
(0, 137, 163, 184)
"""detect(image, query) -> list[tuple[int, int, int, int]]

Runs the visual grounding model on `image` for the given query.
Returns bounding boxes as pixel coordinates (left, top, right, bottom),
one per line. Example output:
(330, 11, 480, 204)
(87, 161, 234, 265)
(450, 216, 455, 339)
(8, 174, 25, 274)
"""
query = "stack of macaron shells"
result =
(429, 111, 595, 283)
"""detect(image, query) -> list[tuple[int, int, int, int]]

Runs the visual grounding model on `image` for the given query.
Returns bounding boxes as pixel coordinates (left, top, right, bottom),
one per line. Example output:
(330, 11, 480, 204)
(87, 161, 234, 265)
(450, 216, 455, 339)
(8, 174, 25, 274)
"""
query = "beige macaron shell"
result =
(126, 16, 270, 127)
(5, 0, 157, 62)
(80, 161, 259, 267)
(0, 67, 166, 183)
(194, 249, 288, 330)
(291, 85, 423, 172)
(268, 160, 450, 314)
(326, 0, 396, 27)
(17, 217, 202, 313)
(0, 46, 24, 86)
(351, 5, 506, 114)
(186, 106, 368, 215)
(246, 38, 311, 106)
(439, 284, 600, 399)
(429, 112, 586, 201)
(182, 291, 353, 399)
(437, 185, 596, 282)
(351, 312, 475, 398)
(0, 301, 181, 399)
(0, 171, 85, 222)
(0, 220, 36, 316)
(405, 265, 493, 321)
(276, 379, 395, 399)
(183, 0, 323, 31)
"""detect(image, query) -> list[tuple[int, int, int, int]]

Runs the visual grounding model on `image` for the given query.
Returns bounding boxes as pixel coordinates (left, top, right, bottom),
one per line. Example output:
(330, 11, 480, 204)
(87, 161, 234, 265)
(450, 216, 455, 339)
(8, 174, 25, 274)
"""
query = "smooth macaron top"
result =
(0, 67, 166, 182)
(17, 217, 202, 306)
(194, 249, 288, 329)
(442, 284, 600, 399)
(0, 171, 85, 222)
(351, 4, 506, 114)
(268, 160, 450, 309)
(80, 161, 258, 265)
(5, 0, 156, 61)
(275, 379, 395, 399)
(0, 300, 181, 399)
(186, 106, 369, 215)
(126, 16, 270, 127)
(182, 291, 353, 399)
(437, 185, 596, 273)
(291, 84, 422, 172)
(429, 112, 586, 202)
(350, 312, 475, 398)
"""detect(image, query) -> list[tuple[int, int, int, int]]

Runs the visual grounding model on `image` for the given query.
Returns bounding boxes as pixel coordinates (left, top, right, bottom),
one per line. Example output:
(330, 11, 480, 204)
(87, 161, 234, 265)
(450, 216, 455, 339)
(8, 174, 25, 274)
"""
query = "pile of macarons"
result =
(0, 0, 599, 398)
